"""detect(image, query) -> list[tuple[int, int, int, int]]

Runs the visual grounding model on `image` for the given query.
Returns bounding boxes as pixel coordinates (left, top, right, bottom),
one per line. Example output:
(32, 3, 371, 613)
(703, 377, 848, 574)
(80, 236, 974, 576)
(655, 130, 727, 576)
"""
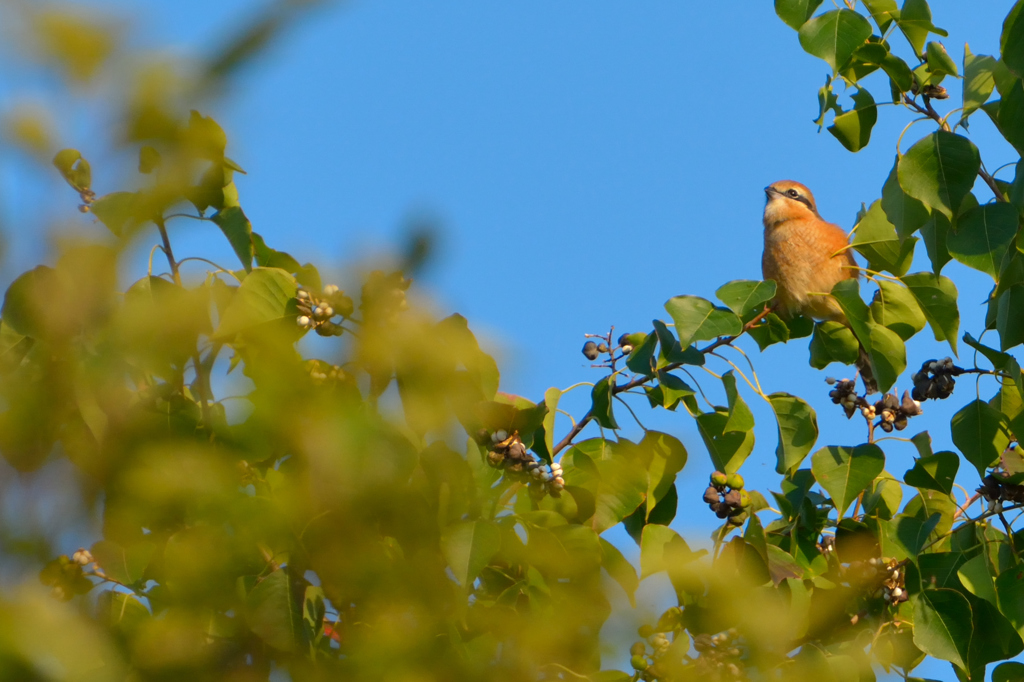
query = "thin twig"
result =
(903, 94, 1005, 202)
(549, 307, 772, 455)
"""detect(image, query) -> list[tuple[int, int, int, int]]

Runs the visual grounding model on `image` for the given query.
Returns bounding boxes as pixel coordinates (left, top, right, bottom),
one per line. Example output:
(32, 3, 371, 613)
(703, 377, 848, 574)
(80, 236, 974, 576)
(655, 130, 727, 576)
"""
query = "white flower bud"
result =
(72, 549, 93, 565)
(297, 315, 311, 327)
(883, 592, 891, 602)
(323, 306, 334, 317)
(494, 429, 508, 442)
(297, 289, 310, 300)
(891, 587, 902, 598)
(323, 284, 339, 296)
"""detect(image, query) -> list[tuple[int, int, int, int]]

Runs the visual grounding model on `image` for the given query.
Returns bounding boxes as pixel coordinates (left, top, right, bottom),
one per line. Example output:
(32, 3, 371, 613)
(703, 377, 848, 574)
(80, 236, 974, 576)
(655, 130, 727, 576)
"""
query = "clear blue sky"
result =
(1, 0, 1019, 678)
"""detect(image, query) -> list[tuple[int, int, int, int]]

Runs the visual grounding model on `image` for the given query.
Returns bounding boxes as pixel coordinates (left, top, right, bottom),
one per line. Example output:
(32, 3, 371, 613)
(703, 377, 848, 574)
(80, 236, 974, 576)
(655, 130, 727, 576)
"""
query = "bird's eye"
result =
(786, 189, 800, 198)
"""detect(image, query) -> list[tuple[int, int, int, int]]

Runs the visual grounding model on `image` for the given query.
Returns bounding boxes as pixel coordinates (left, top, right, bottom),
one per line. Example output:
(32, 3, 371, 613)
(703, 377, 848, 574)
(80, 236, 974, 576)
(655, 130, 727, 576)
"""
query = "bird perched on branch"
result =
(761, 180, 877, 393)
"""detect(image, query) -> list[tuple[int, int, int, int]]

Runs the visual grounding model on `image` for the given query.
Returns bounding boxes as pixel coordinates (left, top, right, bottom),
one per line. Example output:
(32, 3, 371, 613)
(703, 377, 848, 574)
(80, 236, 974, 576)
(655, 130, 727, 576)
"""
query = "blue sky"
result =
(2, 0, 1021, 677)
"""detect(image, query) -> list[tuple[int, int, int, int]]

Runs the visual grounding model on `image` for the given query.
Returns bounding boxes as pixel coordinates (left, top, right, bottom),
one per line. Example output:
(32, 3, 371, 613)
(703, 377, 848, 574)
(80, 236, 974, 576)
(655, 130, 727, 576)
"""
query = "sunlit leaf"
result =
(770, 393, 818, 475)
(898, 132, 980, 220)
(798, 10, 873, 72)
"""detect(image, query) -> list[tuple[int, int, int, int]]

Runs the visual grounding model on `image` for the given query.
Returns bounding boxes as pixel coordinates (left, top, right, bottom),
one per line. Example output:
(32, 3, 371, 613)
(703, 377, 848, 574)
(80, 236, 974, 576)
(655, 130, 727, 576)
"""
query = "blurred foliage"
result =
(3, 1, 1024, 681)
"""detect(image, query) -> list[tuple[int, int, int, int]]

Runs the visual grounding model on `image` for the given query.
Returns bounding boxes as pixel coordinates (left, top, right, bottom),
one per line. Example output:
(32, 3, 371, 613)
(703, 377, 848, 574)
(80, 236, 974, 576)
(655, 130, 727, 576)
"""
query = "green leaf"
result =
(831, 279, 907, 392)
(652, 319, 705, 368)
(248, 569, 303, 652)
(958, 554, 997, 604)
(212, 206, 254, 272)
(90, 540, 154, 586)
(898, 132, 981, 220)
(722, 371, 755, 433)
(947, 202, 1018, 280)
(870, 280, 927, 341)
(747, 311, 792, 350)
(1002, 0, 1024, 79)
(951, 399, 1010, 477)
(904, 452, 959, 494)
(995, 79, 1024, 157)
(1, 266, 60, 339)
(809, 320, 859, 368)
(599, 538, 638, 607)
(715, 280, 776, 320)
(91, 192, 142, 237)
(926, 41, 958, 76)
(798, 10, 873, 72)
(563, 440, 647, 533)
(696, 409, 755, 474)
(912, 589, 973, 670)
(542, 387, 561, 457)
(664, 295, 741, 348)
(213, 267, 297, 338)
(815, 75, 843, 128)
(646, 371, 698, 414)
(902, 272, 959, 353)
(882, 155, 930, 241)
(441, 520, 501, 587)
(590, 375, 619, 430)
(625, 331, 658, 376)
(811, 443, 885, 517)
(828, 87, 878, 152)
(997, 284, 1024, 351)
(97, 591, 150, 634)
(775, 0, 824, 30)
(995, 565, 1024, 638)
(963, 47, 998, 120)
(770, 393, 819, 475)
(920, 210, 952, 274)
(302, 585, 325, 645)
(852, 200, 917, 275)
(883, 512, 942, 560)
(994, 662, 1024, 682)
(896, 0, 948, 58)
(639, 431, 687, 521)
(639, 523, 697, 579)
(862, 0, 898, 33)
(52, 148, 91, 192)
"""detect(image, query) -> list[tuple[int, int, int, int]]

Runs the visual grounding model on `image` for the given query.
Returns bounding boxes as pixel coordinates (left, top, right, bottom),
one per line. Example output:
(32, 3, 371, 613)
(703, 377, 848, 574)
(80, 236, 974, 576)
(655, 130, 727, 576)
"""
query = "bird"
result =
(761, 180, 877, 393)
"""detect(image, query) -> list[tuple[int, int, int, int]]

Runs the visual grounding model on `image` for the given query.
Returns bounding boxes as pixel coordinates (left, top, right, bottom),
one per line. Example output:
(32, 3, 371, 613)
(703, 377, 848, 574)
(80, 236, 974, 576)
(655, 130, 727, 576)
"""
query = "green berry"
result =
(638, 625, 654, 638)
(631, 655, 649, 671)
(726, 473, 744, 490)
(711, 471, 728, 487)
(630, 642, 646, 657)
(737, 490, 751, 509)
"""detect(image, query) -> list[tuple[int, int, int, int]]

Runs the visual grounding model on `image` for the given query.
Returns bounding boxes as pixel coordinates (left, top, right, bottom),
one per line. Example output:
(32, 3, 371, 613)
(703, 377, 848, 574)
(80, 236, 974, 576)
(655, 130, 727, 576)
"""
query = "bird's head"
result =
(763, 180, 819, 226)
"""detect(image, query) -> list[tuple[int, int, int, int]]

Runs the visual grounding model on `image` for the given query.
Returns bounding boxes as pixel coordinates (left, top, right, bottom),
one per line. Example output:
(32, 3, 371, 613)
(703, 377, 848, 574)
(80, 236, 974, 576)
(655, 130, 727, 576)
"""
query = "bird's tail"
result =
(857, 344, 878, 395)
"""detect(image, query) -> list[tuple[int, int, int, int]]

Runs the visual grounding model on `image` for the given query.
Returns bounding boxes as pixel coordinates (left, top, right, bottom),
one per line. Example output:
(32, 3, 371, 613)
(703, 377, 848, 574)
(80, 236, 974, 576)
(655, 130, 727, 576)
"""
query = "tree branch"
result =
(550, 307, 772, 456)
(902, 94, 1006, 203)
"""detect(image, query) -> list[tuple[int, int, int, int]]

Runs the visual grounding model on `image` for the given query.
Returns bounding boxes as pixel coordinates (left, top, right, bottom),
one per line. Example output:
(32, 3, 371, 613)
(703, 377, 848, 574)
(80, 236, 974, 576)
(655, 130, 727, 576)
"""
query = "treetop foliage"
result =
(3, 1, 1024, 681)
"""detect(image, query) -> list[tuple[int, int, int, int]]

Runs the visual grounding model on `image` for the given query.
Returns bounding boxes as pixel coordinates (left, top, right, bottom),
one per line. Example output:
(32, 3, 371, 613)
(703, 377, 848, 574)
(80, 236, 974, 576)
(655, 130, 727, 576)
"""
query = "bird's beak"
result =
(764, 186, 777, 199)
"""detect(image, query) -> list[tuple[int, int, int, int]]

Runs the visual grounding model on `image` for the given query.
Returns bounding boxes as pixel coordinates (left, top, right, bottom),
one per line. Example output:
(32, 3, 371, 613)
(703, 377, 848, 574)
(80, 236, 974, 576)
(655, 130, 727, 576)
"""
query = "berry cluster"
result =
(827, 378, 860, 417)
(296, 284, 354, 336)
(703, 471, 751, 526)
(910, 357, 962, 401)
(828, 378, 923, 432)
(631, 609, 681, 680)
(485, 430, 565, 497)
(875, 558, 907, 605)
(581, 332, 645, 361)
(306, 359, 347, 384)
(691, 629, 745, 681)
(862, 390, 923, 433)
(977, 456, 1024, 510)
(39, 551, 95, 601)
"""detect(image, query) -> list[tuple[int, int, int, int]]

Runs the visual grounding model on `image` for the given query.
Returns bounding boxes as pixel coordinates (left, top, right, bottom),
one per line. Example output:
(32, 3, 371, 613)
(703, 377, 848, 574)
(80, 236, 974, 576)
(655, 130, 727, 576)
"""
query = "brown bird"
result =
(761, 180, 876, 393)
